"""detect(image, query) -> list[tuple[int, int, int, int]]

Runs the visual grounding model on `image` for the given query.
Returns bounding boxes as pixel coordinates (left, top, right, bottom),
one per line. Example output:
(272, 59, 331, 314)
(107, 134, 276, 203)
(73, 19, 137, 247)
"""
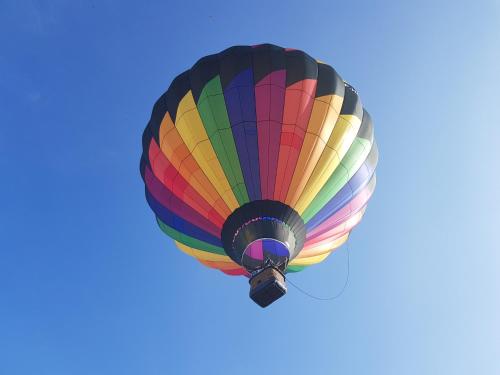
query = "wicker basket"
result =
(249, 266, 287, 307)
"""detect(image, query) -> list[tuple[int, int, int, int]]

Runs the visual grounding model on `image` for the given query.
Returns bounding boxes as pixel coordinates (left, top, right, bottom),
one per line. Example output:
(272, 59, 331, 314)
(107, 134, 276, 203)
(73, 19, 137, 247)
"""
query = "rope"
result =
(287, 239, 350, 301)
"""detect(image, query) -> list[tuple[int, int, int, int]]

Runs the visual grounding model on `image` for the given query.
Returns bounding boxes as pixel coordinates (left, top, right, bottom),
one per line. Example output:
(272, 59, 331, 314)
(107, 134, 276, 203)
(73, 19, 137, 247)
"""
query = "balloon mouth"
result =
(241, 238, 291, 271)
(221, 200, 306, 273)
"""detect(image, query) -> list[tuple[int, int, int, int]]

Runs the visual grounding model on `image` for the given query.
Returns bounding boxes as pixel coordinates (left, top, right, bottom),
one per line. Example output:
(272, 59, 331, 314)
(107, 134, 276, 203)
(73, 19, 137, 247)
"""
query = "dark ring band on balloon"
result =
(234, 218, 295, 270)
(221, 200, 306, 270)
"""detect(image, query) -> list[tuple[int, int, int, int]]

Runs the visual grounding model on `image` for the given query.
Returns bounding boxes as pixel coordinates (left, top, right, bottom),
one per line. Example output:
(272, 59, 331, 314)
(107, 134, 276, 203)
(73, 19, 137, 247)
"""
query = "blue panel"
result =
(306, 161, 375, 231)
(262, 239, 289, 257)
(223, 68, 262, 200)
(145, 190, 222, 247)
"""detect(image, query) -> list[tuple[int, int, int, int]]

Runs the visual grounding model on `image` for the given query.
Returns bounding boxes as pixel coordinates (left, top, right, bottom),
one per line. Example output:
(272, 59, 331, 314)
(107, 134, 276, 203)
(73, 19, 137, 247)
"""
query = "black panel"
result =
(141, 120, 155, 156)
(340, 82, 363, 118)
(252, 44, 286, 83)
(284, 49, 318, 87)
(315, 63, 344, 97)
(165, 71, 191, 121)
(218, 45, 253, 89)
(357, 109, 374, 141)
(189, 53, 219, 102)
(366, 141, 379, 169)
(139, 154, 148, 180)
(146, 92, 169, 144)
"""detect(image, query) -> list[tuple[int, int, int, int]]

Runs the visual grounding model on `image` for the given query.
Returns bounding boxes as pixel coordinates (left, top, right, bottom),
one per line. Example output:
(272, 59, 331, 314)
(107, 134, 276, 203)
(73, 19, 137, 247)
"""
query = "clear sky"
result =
(1, 1, 499, 374)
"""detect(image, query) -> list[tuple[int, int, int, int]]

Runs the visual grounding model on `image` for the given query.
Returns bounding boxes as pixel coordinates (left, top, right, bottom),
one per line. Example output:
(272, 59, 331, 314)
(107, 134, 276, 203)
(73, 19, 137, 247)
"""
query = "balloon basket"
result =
(249, 266, 287, 308)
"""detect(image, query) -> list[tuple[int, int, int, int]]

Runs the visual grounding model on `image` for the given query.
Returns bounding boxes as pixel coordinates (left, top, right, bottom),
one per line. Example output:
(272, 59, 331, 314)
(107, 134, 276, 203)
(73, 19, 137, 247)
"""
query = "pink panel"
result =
(306, 183, 375, 240)
(255, 70, 286, 199)
(246, 240, 264, 260)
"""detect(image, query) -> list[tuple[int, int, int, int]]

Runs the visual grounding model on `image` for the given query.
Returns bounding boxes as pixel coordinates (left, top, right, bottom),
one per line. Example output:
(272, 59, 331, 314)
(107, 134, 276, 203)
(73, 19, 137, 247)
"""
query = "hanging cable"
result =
(287, 239, 350, 301)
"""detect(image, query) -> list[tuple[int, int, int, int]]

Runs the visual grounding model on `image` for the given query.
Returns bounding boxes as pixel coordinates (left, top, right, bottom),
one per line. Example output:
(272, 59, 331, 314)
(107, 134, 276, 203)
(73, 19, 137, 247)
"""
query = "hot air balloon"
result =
(140, 44, 378, 307)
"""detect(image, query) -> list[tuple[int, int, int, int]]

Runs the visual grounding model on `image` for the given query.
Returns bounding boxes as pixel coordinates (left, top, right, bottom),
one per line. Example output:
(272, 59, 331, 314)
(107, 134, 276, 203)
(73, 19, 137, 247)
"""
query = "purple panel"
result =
(145, 166, 221, 237)
(146, 192, 222, 247)
(244, 238, 290, 264)
(224, 90, 243, 123)
(224, 69, 261, 200)
(305, 181, 375, 241)
(239, 86, 257, 121)
(262, 239, 289, 257)
(246, 240, 264, 260)
(306, 162, 374, 231)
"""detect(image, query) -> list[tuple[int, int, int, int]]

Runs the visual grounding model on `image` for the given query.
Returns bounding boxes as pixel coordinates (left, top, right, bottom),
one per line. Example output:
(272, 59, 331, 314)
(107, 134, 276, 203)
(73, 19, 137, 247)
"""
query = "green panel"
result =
(196, 76, 249, 204)
(156, 217, 226, 255)
(286, 265, 307, 273)
(302, 137, 372, 223)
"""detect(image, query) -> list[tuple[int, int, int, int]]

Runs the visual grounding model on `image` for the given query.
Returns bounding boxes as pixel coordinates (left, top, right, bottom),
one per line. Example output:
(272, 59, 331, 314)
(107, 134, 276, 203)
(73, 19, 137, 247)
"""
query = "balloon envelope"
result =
(140, 44, 378, 277)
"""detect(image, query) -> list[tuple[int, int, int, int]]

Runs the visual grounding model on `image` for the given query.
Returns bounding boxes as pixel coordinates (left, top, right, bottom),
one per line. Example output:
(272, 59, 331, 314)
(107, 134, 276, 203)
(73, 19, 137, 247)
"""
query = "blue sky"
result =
(1, 0, 499, 374)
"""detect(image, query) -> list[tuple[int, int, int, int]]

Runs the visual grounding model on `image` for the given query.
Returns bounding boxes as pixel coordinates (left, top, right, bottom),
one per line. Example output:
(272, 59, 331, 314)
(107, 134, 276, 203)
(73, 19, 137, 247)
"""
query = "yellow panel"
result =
(158, 112, 231, 218)
(297, 233, 348, 258)
(285, 95, 342, 206)
(175, 92, 239, 211)
(328, 115, 361, 156)
(289, 235, 348, 267)
(198, 259, 243, 271)
(159, 114, 188, 165)
(175, 241, 235, 263)
(289, 252, 330, 266)
(300, 233, 349, 256)
(293, 113, 362, 214)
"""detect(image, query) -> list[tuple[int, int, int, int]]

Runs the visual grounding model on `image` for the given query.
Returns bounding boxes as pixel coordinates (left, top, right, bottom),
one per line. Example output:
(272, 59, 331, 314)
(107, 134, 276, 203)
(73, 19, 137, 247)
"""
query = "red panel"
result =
(274, 79, 317, 201)
(221, 268, 250, 276)
(197, 259, 249, 276)
(145, 165, 222, 237)
(148, 140, 225, 228)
